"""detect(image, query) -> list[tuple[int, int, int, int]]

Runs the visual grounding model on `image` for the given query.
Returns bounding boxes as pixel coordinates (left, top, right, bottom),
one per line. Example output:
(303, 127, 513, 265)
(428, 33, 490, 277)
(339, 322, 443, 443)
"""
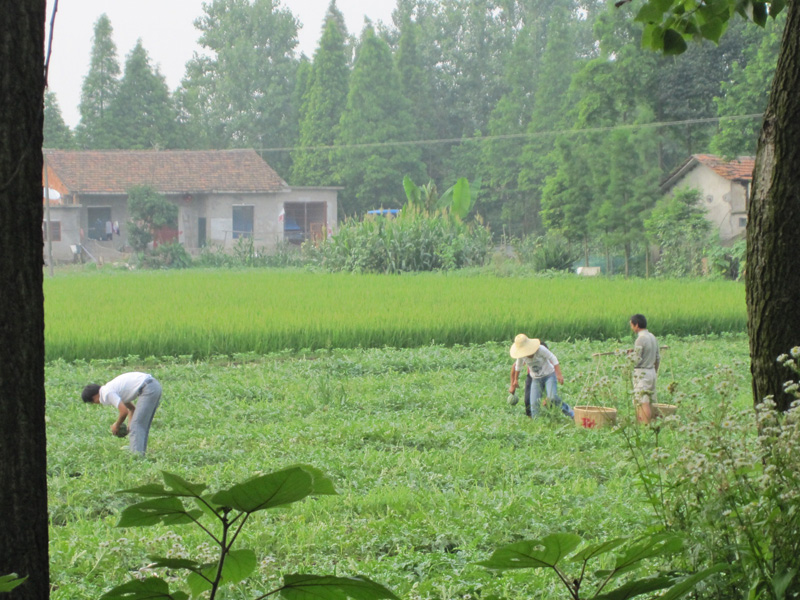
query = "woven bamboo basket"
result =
(652, 403, 677, 418)
(573, 405, 617, 429)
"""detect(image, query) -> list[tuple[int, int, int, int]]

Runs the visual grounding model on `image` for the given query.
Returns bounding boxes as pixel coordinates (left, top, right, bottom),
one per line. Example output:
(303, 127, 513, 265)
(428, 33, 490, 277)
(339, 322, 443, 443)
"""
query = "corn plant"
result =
(100, 465, 398, 600)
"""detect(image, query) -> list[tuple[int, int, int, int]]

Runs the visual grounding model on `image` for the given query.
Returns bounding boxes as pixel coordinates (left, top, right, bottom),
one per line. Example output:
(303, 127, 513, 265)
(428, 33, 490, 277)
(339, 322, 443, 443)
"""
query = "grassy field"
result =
(44, 269, 746, 360)
(45, 333, 752, 599)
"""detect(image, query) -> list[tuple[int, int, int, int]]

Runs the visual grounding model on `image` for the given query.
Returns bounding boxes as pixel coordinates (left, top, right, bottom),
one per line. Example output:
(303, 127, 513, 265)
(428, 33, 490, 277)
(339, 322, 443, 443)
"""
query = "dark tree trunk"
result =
(746, 1, 800, 412)
(0, 2, 50, 599)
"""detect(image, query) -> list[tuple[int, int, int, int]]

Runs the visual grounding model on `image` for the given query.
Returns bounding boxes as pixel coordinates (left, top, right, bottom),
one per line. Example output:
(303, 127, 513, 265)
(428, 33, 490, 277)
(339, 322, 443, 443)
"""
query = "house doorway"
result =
(87, 207, 112, 240)
(284, 202, 326, 245)
(198, 217, 207, 247)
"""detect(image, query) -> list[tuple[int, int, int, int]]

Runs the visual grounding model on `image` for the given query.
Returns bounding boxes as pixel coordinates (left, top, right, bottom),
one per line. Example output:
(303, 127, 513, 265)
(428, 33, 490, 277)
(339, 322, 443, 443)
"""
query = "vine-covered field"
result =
(46, 334, 751, 599)
(44, 269, 745, 361)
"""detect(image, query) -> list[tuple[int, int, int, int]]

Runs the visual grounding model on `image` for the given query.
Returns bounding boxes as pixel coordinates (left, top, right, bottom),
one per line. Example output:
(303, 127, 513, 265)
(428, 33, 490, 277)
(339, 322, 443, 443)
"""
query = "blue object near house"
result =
(366, 209, 400, 215)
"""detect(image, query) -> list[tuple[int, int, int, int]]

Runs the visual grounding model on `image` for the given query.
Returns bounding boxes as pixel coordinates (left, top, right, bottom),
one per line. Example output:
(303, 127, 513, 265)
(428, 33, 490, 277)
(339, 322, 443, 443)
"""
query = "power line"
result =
(255, 113, 764, 153)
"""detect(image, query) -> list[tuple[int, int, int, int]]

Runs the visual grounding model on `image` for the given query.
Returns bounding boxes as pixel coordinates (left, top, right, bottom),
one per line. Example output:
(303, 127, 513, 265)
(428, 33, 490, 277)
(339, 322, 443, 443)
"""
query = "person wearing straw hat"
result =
(508, 334, 573, 419)
(629, 314, 660, 424)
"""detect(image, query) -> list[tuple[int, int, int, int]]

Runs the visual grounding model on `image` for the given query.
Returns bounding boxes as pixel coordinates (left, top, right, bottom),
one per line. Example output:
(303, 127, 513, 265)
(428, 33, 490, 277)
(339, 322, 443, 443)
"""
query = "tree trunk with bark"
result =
(746, 1, 800, 412)
(0, 2, 50, 599)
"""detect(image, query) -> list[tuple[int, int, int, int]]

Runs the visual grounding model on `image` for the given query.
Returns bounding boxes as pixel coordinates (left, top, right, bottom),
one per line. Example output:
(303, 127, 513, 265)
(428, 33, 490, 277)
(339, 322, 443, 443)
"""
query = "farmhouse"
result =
(660, 154, 754, 242)
(42, 149, 338, 263)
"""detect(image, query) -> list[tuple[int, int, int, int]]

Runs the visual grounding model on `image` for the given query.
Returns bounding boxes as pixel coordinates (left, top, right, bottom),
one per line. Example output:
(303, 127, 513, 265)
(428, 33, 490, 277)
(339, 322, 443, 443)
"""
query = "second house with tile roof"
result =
(660, 154, 754, 243)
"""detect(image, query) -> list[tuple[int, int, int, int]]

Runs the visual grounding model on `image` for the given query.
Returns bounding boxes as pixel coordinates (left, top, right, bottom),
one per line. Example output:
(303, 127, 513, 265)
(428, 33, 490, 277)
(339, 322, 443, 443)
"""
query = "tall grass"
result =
(44, 269, 745, 360)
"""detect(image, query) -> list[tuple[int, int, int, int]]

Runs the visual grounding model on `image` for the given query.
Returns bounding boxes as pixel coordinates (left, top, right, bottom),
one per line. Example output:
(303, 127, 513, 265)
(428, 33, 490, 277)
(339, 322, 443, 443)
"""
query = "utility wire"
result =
(255, 113, 764, 153)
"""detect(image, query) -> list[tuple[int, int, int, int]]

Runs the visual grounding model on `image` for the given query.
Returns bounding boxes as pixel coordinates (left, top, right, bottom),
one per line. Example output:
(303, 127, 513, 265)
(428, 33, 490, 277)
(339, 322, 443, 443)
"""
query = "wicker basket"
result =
(574, 405, 618, 429)
(652, 403, 677, 418)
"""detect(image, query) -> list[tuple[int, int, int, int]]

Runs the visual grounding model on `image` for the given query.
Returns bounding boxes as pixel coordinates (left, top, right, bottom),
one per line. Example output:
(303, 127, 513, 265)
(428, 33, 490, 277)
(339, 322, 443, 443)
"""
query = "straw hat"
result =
(510, 333, 540, 359)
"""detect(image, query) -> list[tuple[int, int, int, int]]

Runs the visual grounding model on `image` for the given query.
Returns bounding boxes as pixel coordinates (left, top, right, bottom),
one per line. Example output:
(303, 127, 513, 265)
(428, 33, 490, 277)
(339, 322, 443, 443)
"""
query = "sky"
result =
(45, 0, 397, 128)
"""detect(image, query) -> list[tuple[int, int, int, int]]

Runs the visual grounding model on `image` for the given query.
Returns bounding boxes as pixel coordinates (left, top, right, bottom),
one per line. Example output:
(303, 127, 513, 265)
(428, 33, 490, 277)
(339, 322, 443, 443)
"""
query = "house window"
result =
(43, 221, 61, 242)
(739, 217, 747, 228)
(232, 205, 254, 239)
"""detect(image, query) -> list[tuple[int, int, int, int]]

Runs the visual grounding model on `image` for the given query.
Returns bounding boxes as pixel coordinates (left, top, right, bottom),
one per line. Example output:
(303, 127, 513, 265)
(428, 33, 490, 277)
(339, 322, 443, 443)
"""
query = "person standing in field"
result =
(81, 372, 162, 456)
(508, 334, 574, 419)
(629, 314, 660, 424)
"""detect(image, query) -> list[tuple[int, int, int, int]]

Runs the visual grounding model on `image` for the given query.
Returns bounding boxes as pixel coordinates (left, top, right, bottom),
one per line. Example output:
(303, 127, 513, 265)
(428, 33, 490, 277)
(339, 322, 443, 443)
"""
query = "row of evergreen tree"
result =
(44, 0, 783, 240)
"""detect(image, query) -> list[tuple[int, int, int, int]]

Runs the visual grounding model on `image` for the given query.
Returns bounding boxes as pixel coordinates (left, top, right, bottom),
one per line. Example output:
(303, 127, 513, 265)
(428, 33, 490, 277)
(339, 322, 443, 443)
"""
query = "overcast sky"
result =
(45, 0, 397, 128)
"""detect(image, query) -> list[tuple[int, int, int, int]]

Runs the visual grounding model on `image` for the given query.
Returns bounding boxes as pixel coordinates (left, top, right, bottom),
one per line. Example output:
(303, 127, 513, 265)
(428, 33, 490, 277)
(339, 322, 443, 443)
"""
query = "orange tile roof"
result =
(43, 149, 287, 195)
(692, 154, 755, 181)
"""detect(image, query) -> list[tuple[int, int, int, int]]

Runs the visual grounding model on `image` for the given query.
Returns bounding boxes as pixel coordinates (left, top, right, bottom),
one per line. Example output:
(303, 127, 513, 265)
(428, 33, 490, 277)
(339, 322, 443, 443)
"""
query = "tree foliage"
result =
(75, 13, 120, 149)
(43, 91, 75, 149)
(334, 26, 425, 215)
(127, 186, 179, 253)
(291, 1, 350, 186)
(108, 40, 179, 150)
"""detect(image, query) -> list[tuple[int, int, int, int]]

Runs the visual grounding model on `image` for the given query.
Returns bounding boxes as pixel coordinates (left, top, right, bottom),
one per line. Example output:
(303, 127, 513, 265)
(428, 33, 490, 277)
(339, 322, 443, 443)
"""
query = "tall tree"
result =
(75, 14, 120, 149)
(108, 40, 179, 149)
(515, 4, 585, 237)
(43, 91, 75, 149)
(291, 1, 350, 185)
(630, 0, 800, 410)
(335, 25, 426, 215)
(0, 2, 50, 599)
(182, 0, 300, 174)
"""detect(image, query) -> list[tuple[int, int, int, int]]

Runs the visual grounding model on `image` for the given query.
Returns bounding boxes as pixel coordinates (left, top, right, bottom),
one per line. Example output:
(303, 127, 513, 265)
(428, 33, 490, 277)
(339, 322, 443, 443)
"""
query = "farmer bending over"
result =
(81, 372, 162, 456)
(509, 334, 574, 419)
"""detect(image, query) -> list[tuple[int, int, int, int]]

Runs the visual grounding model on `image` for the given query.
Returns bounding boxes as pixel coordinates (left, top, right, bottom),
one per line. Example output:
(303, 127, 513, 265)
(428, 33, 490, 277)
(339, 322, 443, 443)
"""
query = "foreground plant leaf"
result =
(99, 576, 189, 600)
(657, 565, 728, 600)
(279, 574, 399, 600)
(210, 465, 335, 514)
(117, 497, 203, 528)
(477, 533, 582, 569)
(119, 473, 207, 498)
(186, 549, 257, 597)
(593, 576, 674, 600)
(0, 574, 27, 592)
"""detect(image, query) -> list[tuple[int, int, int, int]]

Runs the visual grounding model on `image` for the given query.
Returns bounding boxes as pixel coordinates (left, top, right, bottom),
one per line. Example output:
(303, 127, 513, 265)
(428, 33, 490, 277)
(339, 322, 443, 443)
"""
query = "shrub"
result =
(621, 353, 800, 599)
(308, 207, 492, 273)
(513, 232, 580, 272)
(136, 242, 192, 270)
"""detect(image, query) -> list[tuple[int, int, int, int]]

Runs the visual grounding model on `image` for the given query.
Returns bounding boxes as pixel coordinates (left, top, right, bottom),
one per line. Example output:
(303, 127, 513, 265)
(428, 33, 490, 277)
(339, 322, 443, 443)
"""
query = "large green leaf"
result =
(594, 576, 674, 600)
(186, 549, 257, 597)
(0, 574, 27, 592)
(699, 18, 727, 43)
(612, 535, 683, 576)
(635, 2, 667, 23)
(146, 557, 203, 572)
(662, 29, 688, 54)
(99, 576, 189, 600)
(279, 574, 399, 600)
(657, 565, 728, 600)
(571, 538, 627, 562)
(210, 465, 334, 514)
(117, 497, 203, 528)
(294, 464, 338, 496)
(119, 472, 206, 499)
(478, 534, 582, 570)
(450, 178, 472, 219)
(403, 176, 420, 207)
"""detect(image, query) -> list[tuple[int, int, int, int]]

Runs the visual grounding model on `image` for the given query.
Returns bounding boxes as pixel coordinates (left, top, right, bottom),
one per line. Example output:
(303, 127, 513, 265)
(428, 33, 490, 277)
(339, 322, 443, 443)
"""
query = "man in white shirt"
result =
(81, 372, 162, 456)
(508, 334, 574, 419)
